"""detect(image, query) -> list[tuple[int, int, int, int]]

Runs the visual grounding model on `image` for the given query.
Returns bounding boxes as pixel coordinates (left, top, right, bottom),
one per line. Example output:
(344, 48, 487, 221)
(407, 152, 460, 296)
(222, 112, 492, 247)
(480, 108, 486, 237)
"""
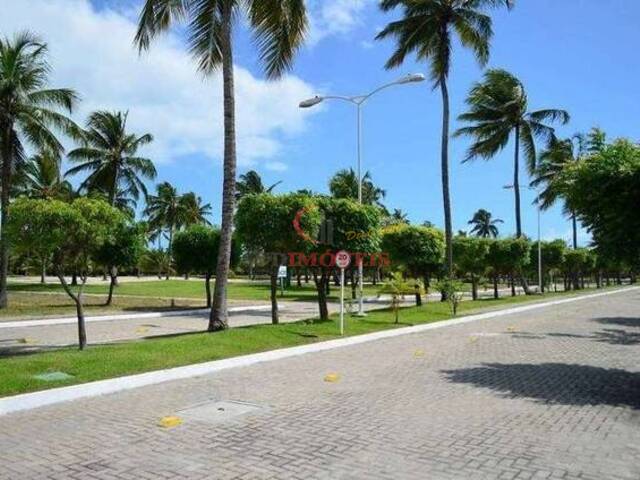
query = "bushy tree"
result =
(382, 224, 445, 305)
(453, 236, 490, 300)
(8, 198, 123, 349)
(235, 193, 321, 324)
(94, 222, 146, 305)
(172, 225, 220, 307)
(528, 240, 566, 292)
(559, 139, 640, 267)
(310, 198, 383, 321)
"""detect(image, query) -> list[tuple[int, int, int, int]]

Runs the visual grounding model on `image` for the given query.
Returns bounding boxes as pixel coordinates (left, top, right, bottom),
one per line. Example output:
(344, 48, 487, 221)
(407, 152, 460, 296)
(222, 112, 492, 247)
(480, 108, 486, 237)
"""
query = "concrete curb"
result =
(1, 286, 636, 416)
(0, 305, 272, 329)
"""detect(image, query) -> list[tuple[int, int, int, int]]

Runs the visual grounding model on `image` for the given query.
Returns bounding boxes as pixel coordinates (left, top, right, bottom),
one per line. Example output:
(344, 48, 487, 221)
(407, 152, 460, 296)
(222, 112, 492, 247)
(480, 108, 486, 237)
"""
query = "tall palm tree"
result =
(235, 170, 281, 200)
(530, 136, 588, 249)
(468, 208, 503, 238)
(136, 0, 308, 331)
(329, 168, 386, 207)
(376, 0, 514, 275)
(0, 32, 79, 307)
(18, 150, 72, 200)
(455, 69, 569, 237)
(179, 192, 212, 226)
(145, 182, 182, 259)
(66, 111, 156, 208)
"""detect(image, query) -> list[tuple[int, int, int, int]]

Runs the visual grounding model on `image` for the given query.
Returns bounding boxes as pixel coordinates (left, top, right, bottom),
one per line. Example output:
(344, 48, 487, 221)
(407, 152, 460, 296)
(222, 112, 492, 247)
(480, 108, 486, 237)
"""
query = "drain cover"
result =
(178, 400, 264, 424)
(34, 371, 74, 382)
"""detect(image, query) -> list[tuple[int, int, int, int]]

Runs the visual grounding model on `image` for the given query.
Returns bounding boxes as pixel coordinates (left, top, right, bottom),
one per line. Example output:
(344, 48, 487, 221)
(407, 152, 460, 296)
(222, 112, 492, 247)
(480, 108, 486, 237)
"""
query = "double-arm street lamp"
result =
(299, 73, 425, 316)
(504, 184, 543, 293)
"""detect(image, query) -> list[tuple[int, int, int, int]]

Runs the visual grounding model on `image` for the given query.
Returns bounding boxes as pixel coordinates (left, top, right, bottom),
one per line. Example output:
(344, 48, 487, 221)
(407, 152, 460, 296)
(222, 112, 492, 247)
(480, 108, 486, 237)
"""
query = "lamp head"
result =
(396, 73, 426, 84)
(299, 96, 324, 108)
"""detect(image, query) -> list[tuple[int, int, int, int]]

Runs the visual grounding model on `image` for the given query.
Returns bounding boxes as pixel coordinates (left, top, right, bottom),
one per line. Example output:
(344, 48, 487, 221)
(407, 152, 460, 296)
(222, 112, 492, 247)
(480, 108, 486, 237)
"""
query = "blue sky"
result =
(2, 0, 640, 245)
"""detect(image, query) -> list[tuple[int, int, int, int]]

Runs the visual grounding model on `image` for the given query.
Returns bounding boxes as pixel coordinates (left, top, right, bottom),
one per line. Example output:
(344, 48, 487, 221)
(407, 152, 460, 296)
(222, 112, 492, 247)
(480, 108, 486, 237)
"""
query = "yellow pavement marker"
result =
(135, 326, 150, 335)
(159, 416, 183, 428)
(506, 326, 516, 333)
(324, 373, 341, 383)
(413, 349, 425, 358)
(469, 336, 478, 344)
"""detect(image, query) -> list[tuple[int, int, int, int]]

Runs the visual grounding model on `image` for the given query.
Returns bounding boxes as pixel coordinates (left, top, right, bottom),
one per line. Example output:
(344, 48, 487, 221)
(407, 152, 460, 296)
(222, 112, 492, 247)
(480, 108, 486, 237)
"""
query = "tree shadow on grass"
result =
(442, 363, 640, 409)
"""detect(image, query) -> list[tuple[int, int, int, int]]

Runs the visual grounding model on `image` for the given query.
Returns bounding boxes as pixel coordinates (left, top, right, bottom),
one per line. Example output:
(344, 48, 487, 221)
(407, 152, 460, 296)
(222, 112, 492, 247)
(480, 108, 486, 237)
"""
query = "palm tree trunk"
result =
(440, 79, 453, 276)
(0, 125, 14, 308)
(514, 124, 522, 238)
(209, 5, 237, 332)
(270, 265, 279, 325)
(166, 225, 174, 280)
(571, 213, 578, 249)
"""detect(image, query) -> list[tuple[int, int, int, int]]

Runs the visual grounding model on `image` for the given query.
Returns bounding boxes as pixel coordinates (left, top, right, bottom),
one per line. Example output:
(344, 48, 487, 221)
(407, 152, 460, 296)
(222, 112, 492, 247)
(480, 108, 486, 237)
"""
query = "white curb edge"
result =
(1, 286, 636, 416)
(0, 305, 272, 329)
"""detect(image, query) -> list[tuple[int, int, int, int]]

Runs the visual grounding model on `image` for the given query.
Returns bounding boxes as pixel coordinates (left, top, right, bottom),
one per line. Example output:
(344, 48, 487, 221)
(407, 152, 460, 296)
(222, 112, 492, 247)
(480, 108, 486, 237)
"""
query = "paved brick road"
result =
(1, 289, 639, 479)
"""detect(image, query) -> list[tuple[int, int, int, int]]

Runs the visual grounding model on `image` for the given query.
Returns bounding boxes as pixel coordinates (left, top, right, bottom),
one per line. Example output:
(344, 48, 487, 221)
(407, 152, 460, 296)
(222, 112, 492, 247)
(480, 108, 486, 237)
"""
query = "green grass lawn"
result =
(0, 286, 622, 397)
(0, 292, 204, 320)
(7, 279, 381, 303)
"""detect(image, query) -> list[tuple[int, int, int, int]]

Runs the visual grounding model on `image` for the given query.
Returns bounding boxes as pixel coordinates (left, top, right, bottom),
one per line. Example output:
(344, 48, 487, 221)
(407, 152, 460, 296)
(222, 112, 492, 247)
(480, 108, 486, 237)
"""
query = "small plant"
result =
(378, 272, 414, 323)
(436, 278, 465, 316)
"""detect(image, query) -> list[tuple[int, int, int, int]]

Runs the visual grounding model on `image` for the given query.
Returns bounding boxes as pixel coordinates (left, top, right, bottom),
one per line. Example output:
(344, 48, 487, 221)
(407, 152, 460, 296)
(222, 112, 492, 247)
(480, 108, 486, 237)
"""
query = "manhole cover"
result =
(34, 371, 74, 382)
(177, 400, 265, 424)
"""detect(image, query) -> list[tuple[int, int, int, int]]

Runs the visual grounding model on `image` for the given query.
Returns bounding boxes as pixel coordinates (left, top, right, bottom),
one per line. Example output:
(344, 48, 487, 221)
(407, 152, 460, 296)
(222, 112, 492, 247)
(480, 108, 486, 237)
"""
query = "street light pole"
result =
(300, 73, 425, 316)
(504, 184, 543, 293)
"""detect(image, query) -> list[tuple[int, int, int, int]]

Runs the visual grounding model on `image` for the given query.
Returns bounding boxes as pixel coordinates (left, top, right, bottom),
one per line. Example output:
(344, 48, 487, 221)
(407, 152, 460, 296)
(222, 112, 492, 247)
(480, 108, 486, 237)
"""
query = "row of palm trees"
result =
(1, 0, 598, 329)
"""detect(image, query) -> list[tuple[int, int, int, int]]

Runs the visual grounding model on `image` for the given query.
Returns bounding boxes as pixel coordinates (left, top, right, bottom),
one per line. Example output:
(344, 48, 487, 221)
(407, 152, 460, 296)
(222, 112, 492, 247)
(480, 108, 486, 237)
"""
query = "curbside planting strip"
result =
(1, 286, 636, 416)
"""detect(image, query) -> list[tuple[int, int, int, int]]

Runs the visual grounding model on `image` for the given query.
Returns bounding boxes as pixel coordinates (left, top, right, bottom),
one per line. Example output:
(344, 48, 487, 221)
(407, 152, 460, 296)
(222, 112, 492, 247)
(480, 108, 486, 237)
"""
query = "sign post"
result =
(277, 265, 287, 297)
(335, 250, 351, 335)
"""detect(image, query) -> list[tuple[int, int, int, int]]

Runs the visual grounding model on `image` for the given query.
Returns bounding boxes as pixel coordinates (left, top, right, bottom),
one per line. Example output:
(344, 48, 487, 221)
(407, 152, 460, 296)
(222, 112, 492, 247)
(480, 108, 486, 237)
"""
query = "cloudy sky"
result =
(2, 0, 639, 245)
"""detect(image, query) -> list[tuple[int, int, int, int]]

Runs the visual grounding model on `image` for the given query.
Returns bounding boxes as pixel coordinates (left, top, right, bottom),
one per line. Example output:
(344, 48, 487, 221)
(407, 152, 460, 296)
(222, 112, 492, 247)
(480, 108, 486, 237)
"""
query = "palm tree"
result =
(329, 168, 386, 207)
(66, 111, 156, 208)
(530, 137, 585, 248)
(145, 182, 182, 262)
(235, 170, 281, 200)
(18, 150, 72, 200)
(136, 0, 308, 331)
(468, 208, 503, 238)
(0, 32, 79, 307)
(391, 208, 409, 224)
(376, 0, 514, 276)
(179, 192, 212, 226)
(456, 69, 569, 237)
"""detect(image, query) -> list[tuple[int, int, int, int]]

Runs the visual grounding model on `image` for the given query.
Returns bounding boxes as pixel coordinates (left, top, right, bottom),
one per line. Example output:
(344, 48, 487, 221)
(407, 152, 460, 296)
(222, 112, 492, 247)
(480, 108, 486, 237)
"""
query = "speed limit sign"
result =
(335, 250, 351, 269)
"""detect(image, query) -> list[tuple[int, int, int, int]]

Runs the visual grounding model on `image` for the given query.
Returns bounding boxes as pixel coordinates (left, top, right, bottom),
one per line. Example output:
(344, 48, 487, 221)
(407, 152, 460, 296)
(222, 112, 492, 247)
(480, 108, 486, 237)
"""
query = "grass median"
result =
(0, 286, 625, 398)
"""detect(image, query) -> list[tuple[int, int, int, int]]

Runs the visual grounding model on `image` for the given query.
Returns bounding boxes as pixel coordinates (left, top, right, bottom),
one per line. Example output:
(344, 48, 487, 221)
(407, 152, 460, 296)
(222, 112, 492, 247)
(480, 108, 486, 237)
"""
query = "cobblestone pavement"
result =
(2, 289, 639, 479)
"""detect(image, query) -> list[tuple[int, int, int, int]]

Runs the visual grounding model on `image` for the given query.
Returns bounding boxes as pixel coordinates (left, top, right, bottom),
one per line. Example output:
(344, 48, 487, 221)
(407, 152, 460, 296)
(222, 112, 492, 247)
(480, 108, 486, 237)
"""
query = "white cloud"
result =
(265, 161, 288, 172)
(0, 0, 319, 168)
(307, 0, 374, 46)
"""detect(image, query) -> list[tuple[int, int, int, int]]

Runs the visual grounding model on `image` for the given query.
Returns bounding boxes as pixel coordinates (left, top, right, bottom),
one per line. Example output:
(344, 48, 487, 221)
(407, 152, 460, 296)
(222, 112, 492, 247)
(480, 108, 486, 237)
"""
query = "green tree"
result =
(136, 0, 309, 332)
(376, 0, 514, 276)
(140, 248, 173, 279)
(66, 110, 156, 208)
(329, 168, 386, 207)
(529, 239, 566, 292)
(179, 192, 212, 226)
(173, 225, 221, 307)
(378, 272, 414, 323)
(145, 182, 182, 262)
(531, 138, 580, 248)
(485, 238, 530, 299)
(0, 32, 79, 308)
(558, 139, 640, 267)
(235, 170, 282, 200)
(468, 209, 502, 238)
(235, 193, 321, 323)
(310, 198, 383, 321)
(453, 236, 490, 300)
(8, 198, 123, 349)
(456, 69, 569, 237)
(381, 224, 445, 305)
(94, 222, 146, 305)
(17, 150, 73, 201)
